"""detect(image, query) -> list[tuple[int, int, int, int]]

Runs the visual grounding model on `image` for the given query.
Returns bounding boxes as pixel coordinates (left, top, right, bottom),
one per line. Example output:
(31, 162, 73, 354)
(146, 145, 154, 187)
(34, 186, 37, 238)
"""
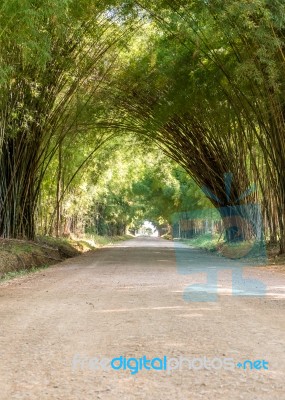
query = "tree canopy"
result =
(0, 0, 285, 252)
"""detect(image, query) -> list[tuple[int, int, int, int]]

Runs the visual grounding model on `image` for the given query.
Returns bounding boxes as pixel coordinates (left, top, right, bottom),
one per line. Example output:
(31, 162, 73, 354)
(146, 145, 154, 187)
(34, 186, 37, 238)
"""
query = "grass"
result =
(0, 235, 131, 283)
(0, 240, 40, 255)
(180, 233, 222, 252)
(36, 235, 85, 257)
(85, 234, 133, 247)
(37, 233, 133, 252)
(1, 234, 133, 283)
(0, 264, 50, 283)
(180, 233, 267, 261)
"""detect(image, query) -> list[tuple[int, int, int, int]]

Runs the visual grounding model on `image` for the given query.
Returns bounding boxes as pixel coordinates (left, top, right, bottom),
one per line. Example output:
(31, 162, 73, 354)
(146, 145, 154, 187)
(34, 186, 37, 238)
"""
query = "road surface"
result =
(0, 237, 284, 399)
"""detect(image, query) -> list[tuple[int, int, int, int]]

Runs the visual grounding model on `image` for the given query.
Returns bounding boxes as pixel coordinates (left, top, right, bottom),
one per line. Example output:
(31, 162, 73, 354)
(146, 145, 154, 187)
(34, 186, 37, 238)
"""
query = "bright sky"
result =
(142, 220, 158, 237)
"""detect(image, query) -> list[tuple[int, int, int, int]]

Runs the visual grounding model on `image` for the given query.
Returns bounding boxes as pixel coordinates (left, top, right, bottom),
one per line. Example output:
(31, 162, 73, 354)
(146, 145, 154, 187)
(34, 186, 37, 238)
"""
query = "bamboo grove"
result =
(0, 0, 285, 253)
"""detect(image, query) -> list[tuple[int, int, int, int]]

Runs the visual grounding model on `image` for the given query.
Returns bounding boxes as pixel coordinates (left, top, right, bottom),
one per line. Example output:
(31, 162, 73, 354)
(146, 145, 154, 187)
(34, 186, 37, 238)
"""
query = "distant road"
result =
(0, 237, 284, 399)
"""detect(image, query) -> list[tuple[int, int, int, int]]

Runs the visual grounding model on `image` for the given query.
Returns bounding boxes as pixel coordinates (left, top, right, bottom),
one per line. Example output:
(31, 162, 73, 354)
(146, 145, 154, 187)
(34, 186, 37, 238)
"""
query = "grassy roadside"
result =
(178, 233, 263, 259)
(177, 233, 285, 270)
(178, 233, 222, 252)
(0, 234, 133, 282)
(0, 264, 51, 283)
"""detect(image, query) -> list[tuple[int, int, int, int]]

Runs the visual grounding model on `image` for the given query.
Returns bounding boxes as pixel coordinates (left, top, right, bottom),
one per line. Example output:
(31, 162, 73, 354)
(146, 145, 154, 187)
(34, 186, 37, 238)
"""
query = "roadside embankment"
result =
(0, 234, 132, 280)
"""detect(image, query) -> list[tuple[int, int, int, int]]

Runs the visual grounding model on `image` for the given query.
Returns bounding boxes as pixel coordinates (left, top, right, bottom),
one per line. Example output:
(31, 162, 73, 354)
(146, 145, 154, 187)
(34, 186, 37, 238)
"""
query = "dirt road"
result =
(0, 237, 284, 399)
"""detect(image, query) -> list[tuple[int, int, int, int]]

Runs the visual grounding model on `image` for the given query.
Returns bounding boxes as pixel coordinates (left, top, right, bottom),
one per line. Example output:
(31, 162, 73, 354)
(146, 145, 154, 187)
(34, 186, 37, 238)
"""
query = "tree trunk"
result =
(0, 136, 39, 240)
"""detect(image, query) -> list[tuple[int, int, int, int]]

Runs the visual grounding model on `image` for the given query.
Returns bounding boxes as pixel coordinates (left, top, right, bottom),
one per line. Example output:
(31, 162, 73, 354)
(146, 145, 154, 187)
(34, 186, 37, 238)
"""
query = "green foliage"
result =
(39, 133, 210, 236)
(0, 265, 49, 283)
(180, 233, 222, 252)
(1, 0, 285, 253)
